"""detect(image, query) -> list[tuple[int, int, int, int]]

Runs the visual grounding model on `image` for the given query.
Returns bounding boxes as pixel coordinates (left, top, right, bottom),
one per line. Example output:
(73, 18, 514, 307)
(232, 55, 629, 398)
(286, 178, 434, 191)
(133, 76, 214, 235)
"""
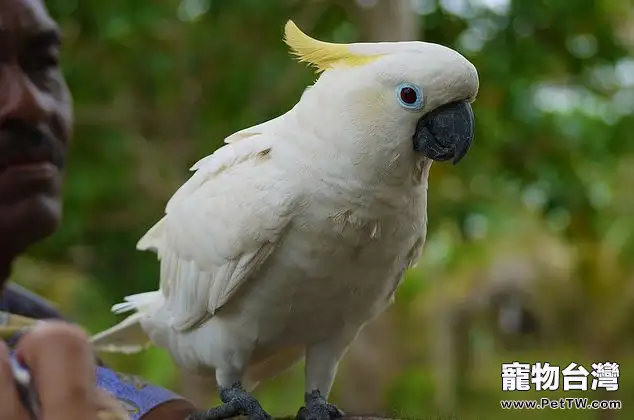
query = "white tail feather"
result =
(91, 291, 163, 354)
(111, 291, 162, 314)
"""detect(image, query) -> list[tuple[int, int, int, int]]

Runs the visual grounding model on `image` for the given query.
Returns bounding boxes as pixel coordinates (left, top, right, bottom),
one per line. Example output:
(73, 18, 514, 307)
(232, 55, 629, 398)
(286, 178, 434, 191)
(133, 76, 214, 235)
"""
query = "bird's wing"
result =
(138, 128, 296, 332)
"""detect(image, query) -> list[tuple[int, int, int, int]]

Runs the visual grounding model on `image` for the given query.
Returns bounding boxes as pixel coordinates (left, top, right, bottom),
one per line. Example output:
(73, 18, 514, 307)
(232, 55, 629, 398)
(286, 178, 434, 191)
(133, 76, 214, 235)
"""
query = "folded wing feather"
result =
(137, 127, 296, 332)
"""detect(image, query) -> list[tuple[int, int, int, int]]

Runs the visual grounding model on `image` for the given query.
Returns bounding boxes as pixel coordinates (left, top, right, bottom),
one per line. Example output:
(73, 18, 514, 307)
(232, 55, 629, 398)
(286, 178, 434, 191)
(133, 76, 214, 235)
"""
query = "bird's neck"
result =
(325, 135, 429, 187)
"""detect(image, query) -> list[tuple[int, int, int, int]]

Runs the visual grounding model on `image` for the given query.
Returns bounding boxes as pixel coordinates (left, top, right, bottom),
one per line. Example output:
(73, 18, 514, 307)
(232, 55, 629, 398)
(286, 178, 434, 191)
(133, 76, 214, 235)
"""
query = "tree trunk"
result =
(354, 0, 421, 42)
(431, 300, 458, 413)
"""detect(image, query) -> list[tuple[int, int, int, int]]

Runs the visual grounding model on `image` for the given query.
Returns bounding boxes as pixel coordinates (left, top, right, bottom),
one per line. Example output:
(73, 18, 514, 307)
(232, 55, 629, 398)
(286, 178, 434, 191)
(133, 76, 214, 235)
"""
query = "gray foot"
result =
(296, 390, 344, 420)
(186, 382, 272, 420)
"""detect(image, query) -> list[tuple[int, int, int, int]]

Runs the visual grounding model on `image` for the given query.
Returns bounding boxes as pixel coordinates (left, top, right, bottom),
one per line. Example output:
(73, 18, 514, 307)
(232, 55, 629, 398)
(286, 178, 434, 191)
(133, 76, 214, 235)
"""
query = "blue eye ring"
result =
(396, 83, 424, 111)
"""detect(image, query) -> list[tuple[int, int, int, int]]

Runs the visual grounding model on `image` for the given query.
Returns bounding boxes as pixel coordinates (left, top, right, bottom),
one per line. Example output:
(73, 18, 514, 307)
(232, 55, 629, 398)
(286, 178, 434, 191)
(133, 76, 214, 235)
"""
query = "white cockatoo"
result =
(91, 20, 478, 420)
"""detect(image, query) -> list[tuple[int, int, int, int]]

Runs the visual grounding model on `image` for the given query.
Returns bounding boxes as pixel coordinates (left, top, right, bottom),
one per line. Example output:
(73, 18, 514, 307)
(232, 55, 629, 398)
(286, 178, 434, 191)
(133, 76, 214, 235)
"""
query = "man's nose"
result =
(0, 64, 53, 125)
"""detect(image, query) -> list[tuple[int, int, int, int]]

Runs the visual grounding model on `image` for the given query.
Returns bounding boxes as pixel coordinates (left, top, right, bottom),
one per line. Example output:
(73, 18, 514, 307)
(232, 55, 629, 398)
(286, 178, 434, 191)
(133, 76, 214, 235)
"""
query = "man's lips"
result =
(0, 121, 66, 174)
(0, 162, 59, 188)
(3, 162, 58, 174)
(0, 151, 62, 174)
(0, 160, 60, 200)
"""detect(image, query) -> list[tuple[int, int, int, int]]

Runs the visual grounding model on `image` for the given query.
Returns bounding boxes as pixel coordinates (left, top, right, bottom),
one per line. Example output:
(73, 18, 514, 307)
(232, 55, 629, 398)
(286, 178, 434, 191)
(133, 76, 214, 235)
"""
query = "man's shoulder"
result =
(0, 283, 64, 320)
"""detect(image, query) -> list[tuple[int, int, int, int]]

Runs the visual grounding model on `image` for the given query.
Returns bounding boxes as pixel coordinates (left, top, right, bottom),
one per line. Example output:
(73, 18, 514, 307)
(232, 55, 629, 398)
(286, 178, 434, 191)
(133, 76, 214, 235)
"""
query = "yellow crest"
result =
(284, 20, 381, 73)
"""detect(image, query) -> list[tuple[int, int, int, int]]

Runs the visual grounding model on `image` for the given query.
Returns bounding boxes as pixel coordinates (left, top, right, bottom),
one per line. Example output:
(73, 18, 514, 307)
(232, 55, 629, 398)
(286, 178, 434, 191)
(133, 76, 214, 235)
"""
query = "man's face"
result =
(0, 0, 72, 255)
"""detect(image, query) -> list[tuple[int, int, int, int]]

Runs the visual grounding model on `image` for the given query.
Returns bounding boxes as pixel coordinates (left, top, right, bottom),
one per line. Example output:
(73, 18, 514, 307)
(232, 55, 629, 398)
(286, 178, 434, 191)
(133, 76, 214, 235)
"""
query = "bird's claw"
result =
(296, 390, 344, 420)
(186, 382, 272, 420)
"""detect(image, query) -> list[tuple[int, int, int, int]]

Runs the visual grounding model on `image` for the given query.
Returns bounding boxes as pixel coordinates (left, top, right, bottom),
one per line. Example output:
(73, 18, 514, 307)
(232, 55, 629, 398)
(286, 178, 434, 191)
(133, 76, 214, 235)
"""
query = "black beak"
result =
(413, 100, 474, 165)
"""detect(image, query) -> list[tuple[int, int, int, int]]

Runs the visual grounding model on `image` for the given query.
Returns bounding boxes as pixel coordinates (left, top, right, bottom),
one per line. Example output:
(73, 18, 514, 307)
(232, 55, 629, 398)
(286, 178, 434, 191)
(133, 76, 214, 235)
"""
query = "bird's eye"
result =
(396, 83, 424, 111)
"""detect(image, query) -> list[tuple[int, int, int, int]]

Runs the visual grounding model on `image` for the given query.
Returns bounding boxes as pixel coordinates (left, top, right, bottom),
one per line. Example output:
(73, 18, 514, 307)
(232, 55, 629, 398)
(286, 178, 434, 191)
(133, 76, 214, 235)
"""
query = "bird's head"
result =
(285, 20, 478, 166)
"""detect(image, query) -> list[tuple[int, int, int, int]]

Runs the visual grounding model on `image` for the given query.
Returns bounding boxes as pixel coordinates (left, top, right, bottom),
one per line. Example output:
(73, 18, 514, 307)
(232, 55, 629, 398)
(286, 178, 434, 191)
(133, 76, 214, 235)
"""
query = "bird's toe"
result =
(186, 382, 272, 420)
(296, 390, 344, 420)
